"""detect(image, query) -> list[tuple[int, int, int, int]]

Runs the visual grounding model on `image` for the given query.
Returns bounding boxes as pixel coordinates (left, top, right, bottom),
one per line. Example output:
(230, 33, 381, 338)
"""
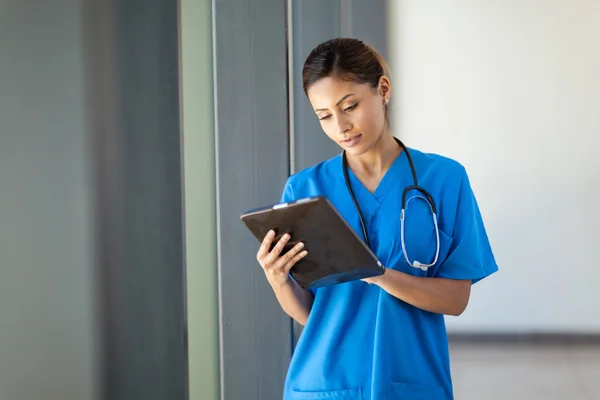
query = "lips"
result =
(341, 134, 362, 147)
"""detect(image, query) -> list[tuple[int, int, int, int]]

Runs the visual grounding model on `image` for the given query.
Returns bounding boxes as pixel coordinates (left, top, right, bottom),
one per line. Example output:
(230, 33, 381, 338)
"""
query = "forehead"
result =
(306, 77, 374, 107)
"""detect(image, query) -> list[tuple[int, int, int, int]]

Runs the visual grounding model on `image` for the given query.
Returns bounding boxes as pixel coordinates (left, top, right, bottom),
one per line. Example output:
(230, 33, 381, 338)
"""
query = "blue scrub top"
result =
(280, 148, 498, 400)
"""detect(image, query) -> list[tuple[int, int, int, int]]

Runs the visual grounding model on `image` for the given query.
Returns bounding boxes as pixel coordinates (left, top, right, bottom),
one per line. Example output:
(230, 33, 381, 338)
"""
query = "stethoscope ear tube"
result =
(401, 185, 437, 215)
(342, 155, 371, 248)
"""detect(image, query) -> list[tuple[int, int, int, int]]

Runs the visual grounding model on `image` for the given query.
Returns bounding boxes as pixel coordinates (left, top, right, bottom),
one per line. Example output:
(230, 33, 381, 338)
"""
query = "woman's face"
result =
(306, 76, 390, 156)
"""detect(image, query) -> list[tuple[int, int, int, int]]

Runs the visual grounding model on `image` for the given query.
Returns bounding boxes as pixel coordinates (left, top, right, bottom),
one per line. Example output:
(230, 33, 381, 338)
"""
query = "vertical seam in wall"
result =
(175, 0, 191, 398)
(286, 0, 295, 176)
(340, 0, 351, 37)
(212, 0, 225, 399)
(285, 0, 296, 357)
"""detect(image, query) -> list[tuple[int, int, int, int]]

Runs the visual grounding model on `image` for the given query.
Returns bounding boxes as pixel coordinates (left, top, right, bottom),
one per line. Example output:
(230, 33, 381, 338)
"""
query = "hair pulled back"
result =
(302, 38, 390, 95)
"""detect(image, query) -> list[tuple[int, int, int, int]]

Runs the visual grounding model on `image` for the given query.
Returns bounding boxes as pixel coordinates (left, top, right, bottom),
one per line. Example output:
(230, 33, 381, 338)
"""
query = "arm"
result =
(270, 278, 314, 325)
(363, 269, 471, 316)
(362, 165, 501, 315)
(257, 230, 313, 325)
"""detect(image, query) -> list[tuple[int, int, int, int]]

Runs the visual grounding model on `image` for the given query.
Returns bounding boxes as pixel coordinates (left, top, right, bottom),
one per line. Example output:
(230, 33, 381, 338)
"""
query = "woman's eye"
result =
(344, 103, 358, 112)
(319, 115, 332, 121)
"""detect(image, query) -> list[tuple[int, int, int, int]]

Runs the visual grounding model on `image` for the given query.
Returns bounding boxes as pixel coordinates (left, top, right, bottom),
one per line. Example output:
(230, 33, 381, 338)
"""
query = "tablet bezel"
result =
(240, 196, 384, 289)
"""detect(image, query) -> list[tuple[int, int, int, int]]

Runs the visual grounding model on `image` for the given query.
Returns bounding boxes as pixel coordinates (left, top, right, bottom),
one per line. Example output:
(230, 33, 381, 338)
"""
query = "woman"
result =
(256, 38, 498, 400)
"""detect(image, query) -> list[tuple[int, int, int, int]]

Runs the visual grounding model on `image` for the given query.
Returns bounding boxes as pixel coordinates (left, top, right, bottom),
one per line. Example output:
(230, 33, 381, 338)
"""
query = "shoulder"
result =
(409, 147, 466, 172)
(284, 154, 341, 193)
(407, 147, 469, 183)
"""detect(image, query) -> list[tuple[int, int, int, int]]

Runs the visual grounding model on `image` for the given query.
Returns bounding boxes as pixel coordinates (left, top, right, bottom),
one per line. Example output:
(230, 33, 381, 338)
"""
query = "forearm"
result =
(270, 277, 314, 325)
(371, 269, 471, 316)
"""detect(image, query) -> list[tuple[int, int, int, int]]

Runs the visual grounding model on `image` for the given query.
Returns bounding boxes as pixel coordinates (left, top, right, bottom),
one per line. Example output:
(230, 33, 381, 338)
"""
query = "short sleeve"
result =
(280, 177, 295, 203)
(435, 168, 498, 284)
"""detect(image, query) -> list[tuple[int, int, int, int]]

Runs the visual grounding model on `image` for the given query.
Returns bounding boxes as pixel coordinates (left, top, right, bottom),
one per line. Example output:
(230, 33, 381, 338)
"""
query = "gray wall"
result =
(214, 1, 390, 399)
(0, 1, 97, 399)
(291, 0, 390, 173)
(0, 1, 389, 399)
(0, 0, 188, 399)
(213, 1, 292, 399)
(87, 0, 187, 399)
(290, 0, 390, 348)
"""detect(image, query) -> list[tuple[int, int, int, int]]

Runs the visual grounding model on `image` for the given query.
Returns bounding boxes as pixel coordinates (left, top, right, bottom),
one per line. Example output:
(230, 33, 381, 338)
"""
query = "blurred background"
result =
(1, 0, 598, 399)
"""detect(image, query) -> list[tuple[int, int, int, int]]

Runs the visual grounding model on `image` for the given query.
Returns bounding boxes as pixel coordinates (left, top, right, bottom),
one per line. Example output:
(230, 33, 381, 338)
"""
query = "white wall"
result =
(389, 0, 600, 333)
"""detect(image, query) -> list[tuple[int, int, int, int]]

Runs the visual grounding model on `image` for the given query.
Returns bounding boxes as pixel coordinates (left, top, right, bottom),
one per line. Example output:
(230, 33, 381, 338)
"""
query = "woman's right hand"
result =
(257, 230, 308, 287)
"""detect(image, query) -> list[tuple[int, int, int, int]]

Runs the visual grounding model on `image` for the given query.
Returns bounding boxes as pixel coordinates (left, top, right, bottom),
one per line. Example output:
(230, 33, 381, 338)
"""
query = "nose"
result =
(337, 115, 351, 135)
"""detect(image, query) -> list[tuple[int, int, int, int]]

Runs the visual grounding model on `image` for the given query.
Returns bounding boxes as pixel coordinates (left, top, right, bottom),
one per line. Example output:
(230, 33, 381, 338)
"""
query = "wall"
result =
(213, 1, 292, 398)
(0, 1, 97, 399)
(180, 0, 220, 399)
(87, 0, 188, 397)
(389, 0, 600, 333)
(289, 0, 390, 346)
(291, 0, 390, 172)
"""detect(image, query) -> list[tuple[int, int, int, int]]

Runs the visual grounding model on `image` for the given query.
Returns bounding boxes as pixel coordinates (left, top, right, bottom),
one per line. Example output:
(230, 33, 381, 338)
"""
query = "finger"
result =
(265, 242, 302, 278)
(272, 241, 304, 269)
(264, 233, 291, 265)
(257, 230, 276, 261)
(283, 249, 308, 274)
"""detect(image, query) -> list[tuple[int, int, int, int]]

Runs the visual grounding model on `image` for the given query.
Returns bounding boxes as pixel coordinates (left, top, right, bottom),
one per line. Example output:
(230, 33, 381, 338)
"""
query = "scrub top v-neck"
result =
(279, 148, 498, 400)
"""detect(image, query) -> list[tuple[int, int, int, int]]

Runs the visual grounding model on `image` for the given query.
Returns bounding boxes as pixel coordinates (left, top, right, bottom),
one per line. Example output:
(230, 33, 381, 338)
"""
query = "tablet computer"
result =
(240, 196, 384, 290)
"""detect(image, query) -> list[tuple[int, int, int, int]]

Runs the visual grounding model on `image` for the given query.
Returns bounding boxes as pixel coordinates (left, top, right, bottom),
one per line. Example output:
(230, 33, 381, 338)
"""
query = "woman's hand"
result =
(256, 230, 313, 325)
(257, 230, 308, 287)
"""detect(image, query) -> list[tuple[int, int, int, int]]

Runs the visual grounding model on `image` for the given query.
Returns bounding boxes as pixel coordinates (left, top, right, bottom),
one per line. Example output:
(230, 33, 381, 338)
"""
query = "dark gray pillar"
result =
(291, 0, 342, 173)
(291, 0, 390, 173)
(213, 1, 391, 398)
(0, 1, 97, 399)
(290, 0, 391, 347)
(213, 1, 292, 399)
(86, 0, 188, 399)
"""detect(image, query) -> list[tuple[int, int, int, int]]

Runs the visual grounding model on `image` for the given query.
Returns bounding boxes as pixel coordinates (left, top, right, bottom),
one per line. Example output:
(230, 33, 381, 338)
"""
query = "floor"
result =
(449, 342, 600, 399)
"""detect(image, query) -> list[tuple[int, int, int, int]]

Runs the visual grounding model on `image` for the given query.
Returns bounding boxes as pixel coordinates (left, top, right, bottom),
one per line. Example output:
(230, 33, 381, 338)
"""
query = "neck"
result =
(346, 131, 401, 177)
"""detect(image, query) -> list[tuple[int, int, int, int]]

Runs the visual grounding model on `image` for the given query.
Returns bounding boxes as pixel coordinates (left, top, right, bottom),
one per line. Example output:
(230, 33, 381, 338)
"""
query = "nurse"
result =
(256, 38, 498, 400)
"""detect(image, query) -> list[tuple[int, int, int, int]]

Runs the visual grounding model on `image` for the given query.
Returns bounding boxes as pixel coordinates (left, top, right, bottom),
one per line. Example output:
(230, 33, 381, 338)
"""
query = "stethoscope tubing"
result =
(342, 137, 440, 270)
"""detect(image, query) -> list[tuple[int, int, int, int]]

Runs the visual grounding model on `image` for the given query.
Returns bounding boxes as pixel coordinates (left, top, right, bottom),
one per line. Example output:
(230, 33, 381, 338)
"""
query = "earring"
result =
(384, 98, 389, 105)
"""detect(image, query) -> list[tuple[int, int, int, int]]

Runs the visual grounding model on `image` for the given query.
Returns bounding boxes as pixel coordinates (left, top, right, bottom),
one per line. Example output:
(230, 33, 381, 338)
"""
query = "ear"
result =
(378, 76, 392, 105)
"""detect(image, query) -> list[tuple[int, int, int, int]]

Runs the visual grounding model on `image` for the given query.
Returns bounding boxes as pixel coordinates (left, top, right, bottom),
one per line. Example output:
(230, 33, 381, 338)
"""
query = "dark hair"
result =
(302, 38, 390, 95)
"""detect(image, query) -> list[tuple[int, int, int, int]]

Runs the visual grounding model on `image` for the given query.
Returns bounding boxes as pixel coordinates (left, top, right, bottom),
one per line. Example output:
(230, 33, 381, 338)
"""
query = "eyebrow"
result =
(315, 94, 356, 112)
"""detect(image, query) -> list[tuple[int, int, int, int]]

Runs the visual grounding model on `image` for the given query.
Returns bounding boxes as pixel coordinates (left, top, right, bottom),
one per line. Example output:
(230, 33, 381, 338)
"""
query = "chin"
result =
(343, 146, 369, 156)
(342, 139, 374, 156)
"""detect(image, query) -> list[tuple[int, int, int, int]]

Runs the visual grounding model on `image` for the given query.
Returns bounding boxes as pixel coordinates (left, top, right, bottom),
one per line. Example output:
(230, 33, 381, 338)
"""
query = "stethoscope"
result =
(342, 137, 441, 271)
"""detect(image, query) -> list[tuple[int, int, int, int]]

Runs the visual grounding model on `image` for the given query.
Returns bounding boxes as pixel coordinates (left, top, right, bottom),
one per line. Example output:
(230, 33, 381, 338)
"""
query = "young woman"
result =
(256, 38, 498, 400)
